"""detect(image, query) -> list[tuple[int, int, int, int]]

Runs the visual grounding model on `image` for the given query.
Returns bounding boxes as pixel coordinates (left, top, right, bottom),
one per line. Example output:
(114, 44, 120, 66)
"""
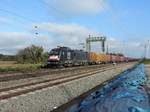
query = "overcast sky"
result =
(0, 0, 150, 58)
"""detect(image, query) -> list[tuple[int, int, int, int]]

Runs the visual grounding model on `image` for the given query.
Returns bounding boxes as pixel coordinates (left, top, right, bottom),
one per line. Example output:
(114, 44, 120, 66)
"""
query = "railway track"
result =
(0, 63, 131, 91)
(0, 64, 111, 82)
(0, 65, 114, 92)
(0, 64, 116, 93)
(0, 63, 136, 101)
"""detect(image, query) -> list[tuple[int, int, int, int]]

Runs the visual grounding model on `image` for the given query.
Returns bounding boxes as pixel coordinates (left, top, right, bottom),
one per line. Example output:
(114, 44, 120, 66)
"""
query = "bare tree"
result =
(16, 45, 45, 64)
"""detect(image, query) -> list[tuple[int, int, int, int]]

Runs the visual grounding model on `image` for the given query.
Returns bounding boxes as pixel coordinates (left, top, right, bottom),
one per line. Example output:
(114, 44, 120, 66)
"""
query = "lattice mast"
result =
(86, 35, 106, 53)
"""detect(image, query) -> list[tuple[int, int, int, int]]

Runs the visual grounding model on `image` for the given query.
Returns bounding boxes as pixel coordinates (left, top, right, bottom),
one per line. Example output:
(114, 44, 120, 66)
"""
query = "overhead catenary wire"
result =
(0, 8, 36, 23)
(0, 0, 45, 32)
(1, 0, 48, 22)
(0, 8, 37, 31)
(0, 7, 43, 36)
(38, 0, 69, 18)
(0, 0, 68, 35)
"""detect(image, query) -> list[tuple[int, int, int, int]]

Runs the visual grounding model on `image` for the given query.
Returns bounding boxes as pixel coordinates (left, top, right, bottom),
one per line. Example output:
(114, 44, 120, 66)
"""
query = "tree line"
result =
(0, 54, 16, 61)
(0, 45, 49, 64)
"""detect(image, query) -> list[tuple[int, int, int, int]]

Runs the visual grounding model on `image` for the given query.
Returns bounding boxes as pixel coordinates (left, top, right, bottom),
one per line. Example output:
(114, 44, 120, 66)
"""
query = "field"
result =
(0, 61, 43, 73)
(142, 59, 150, 64)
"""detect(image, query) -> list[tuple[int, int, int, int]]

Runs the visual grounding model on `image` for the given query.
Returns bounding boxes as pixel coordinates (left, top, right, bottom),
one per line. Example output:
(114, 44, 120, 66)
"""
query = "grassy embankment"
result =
(0, 61, 44, 73)
(142, 59, 150, 64)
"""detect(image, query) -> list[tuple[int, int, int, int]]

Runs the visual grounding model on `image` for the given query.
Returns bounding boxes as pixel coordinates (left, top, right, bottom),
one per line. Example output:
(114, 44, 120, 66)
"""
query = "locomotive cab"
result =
(47, 47, 72, 66)
(47, 49, 60, 65)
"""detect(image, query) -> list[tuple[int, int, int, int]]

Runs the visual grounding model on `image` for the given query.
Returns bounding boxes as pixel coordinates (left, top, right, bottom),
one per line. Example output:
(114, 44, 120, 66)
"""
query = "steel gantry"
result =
(86, 35, 106, 53)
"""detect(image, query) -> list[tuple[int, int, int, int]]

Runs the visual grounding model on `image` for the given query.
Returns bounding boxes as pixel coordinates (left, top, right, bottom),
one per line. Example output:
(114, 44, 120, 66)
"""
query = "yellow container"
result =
(96, 54, 103, 63)
(96, 54, 111, 63)
(90, 53, 111, 64)
(89, 52, 97, 63)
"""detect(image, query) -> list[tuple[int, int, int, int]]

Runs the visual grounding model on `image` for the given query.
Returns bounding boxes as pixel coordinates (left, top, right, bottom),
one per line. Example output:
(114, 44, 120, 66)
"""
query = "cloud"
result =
(0, 16, 13, 25)
(0, 17, 8, 23)
(36, 22, 148, 58)
(44, 0, 108, 15)
(0, 32, 53, 54)
(0, 22, 149, 58)
(106, 38, 146, 58)
(0, 22, 102, 54)
(35, 22, 101, 48)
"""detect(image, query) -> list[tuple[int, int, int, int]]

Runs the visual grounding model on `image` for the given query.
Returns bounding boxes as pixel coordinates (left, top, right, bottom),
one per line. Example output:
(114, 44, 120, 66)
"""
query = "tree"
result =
(42, 52, 49, 63)
(16, 45, 45, 64)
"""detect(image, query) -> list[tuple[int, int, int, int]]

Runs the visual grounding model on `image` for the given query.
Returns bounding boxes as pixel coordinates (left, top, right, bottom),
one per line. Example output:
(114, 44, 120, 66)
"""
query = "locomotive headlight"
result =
(57, 57, 60, 61)
(49, 55, 60, 61)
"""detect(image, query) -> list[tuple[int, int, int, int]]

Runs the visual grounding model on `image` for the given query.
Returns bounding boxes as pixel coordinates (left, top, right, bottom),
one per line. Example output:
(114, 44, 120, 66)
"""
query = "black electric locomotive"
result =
(47, 46, 89, 67)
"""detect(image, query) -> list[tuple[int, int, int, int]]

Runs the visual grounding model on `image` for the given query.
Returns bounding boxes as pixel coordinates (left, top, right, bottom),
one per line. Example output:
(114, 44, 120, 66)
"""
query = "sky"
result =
(0, 0, 150, 58)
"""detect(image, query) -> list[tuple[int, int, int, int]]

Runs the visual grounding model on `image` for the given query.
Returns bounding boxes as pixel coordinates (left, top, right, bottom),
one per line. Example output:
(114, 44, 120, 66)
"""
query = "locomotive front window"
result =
(49, 50, 60, 55)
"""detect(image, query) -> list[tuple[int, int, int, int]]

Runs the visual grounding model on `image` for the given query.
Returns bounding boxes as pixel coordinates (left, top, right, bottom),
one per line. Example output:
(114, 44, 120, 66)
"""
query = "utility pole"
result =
(106, 45, 109, 54)
(144, 40, 150, 59)
(144, 44, 147, 59)
(123, 40, 125, 55)
(148, 40, 150, 58)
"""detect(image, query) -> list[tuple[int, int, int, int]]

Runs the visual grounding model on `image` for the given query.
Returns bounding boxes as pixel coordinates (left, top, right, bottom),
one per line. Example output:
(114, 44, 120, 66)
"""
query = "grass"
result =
(142, 59, 150, 64)
(0, 61, 44, 73)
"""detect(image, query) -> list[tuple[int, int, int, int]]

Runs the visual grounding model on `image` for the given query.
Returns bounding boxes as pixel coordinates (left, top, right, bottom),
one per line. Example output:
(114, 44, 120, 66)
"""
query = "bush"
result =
(42, 52, 49, 63)
(142, 59, 150, 64)
(16, 45, 47, 64)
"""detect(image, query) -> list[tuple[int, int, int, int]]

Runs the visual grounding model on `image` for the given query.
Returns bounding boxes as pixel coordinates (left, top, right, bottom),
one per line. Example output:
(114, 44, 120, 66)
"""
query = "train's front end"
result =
(47, 48, 61, 66)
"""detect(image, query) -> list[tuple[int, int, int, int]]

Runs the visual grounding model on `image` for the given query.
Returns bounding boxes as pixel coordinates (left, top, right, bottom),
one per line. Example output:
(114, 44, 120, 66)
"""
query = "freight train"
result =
(47, 46, 138, 67)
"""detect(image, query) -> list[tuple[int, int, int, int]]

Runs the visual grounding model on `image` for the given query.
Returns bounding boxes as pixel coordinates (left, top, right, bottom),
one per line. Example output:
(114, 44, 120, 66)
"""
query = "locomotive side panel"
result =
(72, 50, 89, 66)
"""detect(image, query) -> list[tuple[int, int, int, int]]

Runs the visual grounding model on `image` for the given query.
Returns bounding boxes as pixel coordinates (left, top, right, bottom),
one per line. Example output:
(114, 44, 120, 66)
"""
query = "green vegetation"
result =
(0, 61, 43, 73)
(16, 45, 49, 64)
(0, 45, 49, 73)
(142, 59, 150, 64)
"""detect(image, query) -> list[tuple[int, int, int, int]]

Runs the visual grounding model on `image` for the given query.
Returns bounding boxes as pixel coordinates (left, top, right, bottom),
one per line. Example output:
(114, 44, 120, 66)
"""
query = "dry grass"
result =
(142, 59, 150, 64)
(0, 61, 17, 67)
(0, 61, 42, 73)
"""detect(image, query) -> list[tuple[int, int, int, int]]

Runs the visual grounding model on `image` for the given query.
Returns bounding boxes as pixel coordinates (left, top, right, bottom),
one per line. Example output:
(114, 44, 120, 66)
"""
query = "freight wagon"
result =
(47, 46, 138, 67)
